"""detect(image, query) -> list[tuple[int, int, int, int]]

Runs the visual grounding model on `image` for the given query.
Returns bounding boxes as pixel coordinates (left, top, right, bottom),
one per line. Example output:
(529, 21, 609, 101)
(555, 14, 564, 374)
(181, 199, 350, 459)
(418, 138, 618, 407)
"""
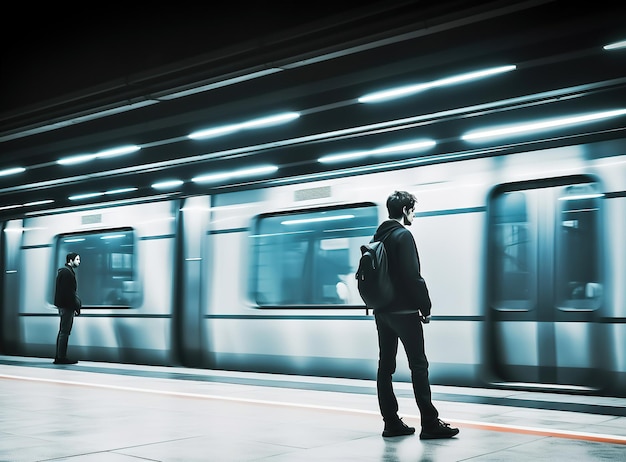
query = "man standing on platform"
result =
(53, 252, 81, 365)
(371, 191, 459, 439)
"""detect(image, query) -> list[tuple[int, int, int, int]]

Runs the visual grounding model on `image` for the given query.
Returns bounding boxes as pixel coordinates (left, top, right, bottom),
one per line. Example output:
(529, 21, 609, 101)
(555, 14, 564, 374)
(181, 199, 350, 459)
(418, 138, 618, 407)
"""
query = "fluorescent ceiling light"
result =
(105, 187, 138, 195)
(69, 192, 104, 201)
(68, 187, 137, 201)
(188, 126, 238, 139)
(57, 153, 98, 166)
(318, 139, 436, 163)
(0, 167, 26, 176)
(462, 108, 626, 141)
(188, 112, 300, 140)
(238, 112, 300, 129)
(151, 180, 184, 190)
(23, 199, 54, 207)
(96, 145, 141, 158)
(0, 204, 23, 211)
(358, 65, 516, 103)
(192, 165, 278, 183)
(281, 214, 355, 225)
(57, 145, 140, 166)
(63, 238, 85, 243)
(603, 40, 626, 50)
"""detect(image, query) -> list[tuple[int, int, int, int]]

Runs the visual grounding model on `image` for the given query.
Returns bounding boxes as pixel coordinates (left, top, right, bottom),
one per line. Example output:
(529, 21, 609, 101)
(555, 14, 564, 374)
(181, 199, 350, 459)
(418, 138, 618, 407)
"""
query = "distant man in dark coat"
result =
(53, 252, 81, 364)
(373, 191, 459, 439)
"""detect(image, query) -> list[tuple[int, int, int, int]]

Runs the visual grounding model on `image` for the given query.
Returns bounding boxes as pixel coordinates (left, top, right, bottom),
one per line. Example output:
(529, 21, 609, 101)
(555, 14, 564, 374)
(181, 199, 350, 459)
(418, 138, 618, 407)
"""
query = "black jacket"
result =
(54, 264, 80, 310)
(373, 220, 432, 315)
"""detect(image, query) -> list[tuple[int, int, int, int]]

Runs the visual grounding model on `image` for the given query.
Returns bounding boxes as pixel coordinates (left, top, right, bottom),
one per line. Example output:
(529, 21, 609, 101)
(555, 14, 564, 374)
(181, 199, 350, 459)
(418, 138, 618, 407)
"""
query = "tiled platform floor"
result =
(1, 356, 625, 461)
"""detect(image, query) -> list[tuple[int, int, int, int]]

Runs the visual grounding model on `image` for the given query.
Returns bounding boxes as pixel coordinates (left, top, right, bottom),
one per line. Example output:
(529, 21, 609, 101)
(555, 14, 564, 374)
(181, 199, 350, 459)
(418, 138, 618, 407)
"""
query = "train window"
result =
(251, 205, 378, 307)
(54, 228, 138, 308)
(489, 179, 603, 313)
(555, 183, 602, 310)
(490, 191, 536, 310)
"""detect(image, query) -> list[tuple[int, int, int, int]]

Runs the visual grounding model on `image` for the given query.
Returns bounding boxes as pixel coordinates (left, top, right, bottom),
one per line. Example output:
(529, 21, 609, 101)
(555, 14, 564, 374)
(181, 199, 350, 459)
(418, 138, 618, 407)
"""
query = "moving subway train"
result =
(1, 143, 625, 397)
(2, 1, 626, 397)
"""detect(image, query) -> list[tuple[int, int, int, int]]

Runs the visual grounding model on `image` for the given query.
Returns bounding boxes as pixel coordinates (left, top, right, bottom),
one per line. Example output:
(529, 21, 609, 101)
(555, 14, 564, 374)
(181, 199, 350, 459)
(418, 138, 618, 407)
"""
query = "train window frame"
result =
(554, 182, 603, 312)
(249, 202, 378, 309)
(51, 227, 140, 309)
(488, 175, 604, 314)
(488, 189, 538, 311)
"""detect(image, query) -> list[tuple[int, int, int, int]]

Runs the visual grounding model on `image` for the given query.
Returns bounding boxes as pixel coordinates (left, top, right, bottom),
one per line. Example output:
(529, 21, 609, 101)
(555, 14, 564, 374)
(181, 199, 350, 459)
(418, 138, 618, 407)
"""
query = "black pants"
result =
(374, 311, 439, 429)
(55, 307, 75, 360)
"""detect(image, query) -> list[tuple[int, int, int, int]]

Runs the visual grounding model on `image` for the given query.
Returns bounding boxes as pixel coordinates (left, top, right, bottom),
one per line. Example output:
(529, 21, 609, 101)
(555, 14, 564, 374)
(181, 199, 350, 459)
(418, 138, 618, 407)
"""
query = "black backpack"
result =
(355, 230, 398, 310)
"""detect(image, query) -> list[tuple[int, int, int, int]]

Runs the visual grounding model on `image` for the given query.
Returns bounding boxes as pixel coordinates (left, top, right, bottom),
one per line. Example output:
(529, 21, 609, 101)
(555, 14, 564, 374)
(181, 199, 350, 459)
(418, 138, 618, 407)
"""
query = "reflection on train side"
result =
(557, 184, 603, 307)
(251, 204, 377, 307)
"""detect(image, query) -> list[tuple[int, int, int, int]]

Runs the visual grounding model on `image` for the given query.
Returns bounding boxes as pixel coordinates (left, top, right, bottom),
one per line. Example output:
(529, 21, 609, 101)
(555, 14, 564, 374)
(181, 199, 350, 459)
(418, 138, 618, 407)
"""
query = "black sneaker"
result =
(420, 419, 459, 439)
(382, 418, 416, 437)
(53, 358, 78, 365)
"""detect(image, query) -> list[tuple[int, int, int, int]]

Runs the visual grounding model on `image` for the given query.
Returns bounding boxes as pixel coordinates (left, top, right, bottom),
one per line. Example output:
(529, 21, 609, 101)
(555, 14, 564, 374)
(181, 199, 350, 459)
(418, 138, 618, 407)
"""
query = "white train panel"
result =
(416, 213, 484, 317)
(1, 145, 625, 396)
(20, 246, 54, 314)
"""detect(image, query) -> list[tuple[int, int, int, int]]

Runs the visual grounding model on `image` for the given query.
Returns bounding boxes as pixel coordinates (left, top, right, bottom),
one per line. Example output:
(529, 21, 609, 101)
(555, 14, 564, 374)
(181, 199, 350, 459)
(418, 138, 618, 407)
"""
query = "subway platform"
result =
(0, 355, 625, 461)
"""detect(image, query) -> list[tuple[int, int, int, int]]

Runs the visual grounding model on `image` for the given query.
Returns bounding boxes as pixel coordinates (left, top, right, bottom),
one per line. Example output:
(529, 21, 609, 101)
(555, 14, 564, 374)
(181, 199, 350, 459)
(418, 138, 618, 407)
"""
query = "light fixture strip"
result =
(358, 65, 516, 103)
(603, 40, 626, 50)
(192, 165, 278, 183)
(105, 187, 138, 195)
(23, 199, 54, 207)
(188, 112, 300, 140)
(151, 180, 184, 190)
(0, 167, 26, 177)
(69, 192, 104, 201)
(462, 108, 626, 141)
(57, 145, 140, 166)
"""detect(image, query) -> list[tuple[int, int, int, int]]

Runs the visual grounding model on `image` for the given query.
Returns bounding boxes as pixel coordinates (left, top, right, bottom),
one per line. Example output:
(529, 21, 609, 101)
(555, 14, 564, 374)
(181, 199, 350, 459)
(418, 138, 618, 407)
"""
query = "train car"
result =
(2, 1, 625, 398)
(2, 140, 625, 397)
(1, 201, 179, 365)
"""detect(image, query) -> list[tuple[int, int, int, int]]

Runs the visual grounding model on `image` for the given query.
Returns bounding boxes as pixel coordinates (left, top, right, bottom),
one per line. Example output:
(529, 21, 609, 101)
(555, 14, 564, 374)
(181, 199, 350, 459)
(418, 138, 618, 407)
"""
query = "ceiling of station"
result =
(1, 0, 625, 219)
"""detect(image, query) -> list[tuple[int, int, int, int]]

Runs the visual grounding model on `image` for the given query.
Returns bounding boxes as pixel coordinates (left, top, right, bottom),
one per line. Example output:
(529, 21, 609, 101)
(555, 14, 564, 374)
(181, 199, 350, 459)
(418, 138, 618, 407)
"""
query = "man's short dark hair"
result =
(66, 252, 79, 264)
(386, 190, 417, 219)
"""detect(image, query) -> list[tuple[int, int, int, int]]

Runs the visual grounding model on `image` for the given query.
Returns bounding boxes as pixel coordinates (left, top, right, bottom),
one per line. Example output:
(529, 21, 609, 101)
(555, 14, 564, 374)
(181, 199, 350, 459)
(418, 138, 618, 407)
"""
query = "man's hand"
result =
(74, 308, 81, 316)
(420, 314, 431, 324)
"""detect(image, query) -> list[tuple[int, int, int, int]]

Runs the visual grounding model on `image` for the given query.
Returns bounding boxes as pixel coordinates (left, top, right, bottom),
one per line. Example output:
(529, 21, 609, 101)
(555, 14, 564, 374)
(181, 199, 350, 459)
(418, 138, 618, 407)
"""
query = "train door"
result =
(487, 176, 605, 392)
